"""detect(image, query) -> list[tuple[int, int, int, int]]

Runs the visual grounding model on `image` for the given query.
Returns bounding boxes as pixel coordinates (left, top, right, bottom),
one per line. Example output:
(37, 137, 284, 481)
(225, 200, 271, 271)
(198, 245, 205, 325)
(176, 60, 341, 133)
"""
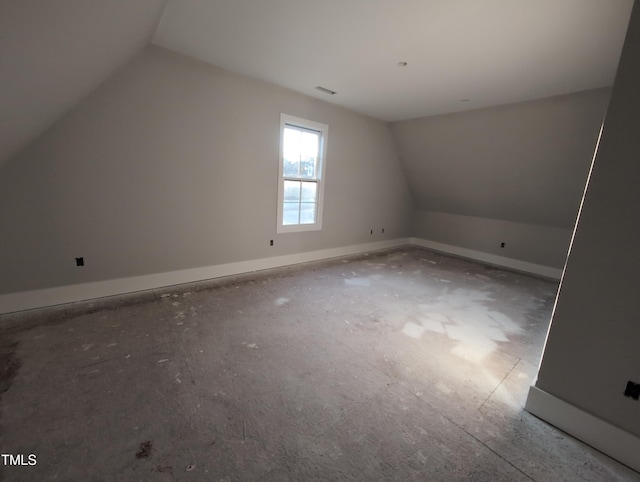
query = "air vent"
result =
(315, 86, 336, 95)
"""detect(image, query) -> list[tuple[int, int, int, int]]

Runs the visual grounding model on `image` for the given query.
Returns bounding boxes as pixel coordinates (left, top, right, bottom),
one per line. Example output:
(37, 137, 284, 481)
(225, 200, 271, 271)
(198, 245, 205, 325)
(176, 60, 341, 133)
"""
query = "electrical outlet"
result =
(370, 229, 373, 235)
(500, 242, 505, 248)
(75, 257, 84, 267)
(382, 228, 385, 234)
(270, 240, 274, 246)
(624, 380, 640, 400)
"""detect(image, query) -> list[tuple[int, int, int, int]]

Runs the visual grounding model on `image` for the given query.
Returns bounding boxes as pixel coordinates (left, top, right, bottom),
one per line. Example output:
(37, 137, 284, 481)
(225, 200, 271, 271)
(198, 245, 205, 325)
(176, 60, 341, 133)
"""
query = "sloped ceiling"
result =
(0, 0, 168, 166)
(153, 0, 633, 122)
(0, 1, 633, 168)
(390, 88, 613, 227)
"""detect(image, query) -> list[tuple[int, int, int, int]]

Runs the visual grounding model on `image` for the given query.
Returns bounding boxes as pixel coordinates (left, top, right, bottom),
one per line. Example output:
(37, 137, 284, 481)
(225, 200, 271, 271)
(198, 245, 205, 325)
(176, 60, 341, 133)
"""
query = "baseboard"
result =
(0, 236, 563, 315)
(409, 237, 563, 280)
(0, 238, 410, 315)
(525, 385, 640, 473)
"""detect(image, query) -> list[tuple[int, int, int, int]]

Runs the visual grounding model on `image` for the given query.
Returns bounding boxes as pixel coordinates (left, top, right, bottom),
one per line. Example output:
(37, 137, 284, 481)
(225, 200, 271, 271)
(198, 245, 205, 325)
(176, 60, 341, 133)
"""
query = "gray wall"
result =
(0, 0, 167, 167)
(534, 1, 640, 437)
(412, 211, 572, 268)
(391, 89, 611, 268)
(0, 46, 411, 295)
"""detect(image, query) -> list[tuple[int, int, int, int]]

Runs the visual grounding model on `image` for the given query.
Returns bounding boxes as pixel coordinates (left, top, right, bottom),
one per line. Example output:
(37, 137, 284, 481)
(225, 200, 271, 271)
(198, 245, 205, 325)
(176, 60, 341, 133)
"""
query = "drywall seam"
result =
(0, 238, 410, 314)
(409, 237, 563, 280)
(525, 385, 640, 473)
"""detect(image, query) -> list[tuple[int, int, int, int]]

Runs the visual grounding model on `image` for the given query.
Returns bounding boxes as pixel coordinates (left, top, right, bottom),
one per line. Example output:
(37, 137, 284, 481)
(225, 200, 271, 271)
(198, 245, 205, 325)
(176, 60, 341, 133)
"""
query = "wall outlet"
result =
(75, 257, 84, 267)
(500, 242, 506, 248)
(624, 380, 640, 400)
(270, 240, 274, 246)
(381, 228, 385, 234)
(370, 229, 373, 235)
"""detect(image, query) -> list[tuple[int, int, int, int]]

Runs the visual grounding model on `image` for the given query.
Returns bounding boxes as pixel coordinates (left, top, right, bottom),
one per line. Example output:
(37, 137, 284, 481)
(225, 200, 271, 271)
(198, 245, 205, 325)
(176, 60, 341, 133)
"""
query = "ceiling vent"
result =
(315, 86, 336, 95)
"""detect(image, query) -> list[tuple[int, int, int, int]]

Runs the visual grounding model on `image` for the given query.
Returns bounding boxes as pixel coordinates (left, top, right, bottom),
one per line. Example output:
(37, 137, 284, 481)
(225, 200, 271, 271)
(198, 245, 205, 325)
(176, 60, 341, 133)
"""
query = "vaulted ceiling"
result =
(0, 0, 168, 165)
(154, 0, 633, 121)
(0, 0, 633, 166)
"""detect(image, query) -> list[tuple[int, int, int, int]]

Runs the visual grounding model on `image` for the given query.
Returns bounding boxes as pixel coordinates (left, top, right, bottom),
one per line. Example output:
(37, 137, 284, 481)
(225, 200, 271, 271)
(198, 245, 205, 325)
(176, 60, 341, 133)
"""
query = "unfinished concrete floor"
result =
(1, 247, 639, 481)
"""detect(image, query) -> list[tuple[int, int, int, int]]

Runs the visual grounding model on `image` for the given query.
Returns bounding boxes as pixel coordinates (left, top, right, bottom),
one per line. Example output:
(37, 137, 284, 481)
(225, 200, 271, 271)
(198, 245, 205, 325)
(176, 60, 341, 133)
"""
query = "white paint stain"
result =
(275, 297, 289, 306)
(419, 318, 446, 334)
(158, 359, 169, 363)
(436, 382, 453, 394)
(402, 322, 426, 339)
(160, 294, 171, 298)
(345, 277, 371, 287)
(246, 343, 257, 349)
(172, 301, 181, 307)
(82, 344, 93, 351)
(400, 288, 522, 363)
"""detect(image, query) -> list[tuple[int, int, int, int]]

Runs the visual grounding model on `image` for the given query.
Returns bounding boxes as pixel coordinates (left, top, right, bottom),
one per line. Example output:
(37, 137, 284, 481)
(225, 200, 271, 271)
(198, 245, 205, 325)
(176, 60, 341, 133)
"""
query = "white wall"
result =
(0, 0, 167, 167)
(527, 0, 640, 469)
(0, 46, 411, 297)
(413, 211, 571, 269)
(391, 89, 610, 270)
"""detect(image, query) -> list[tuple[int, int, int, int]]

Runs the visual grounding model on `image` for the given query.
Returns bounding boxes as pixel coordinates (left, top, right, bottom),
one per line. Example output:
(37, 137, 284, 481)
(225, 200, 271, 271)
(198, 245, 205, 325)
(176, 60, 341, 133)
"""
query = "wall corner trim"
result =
(525, 385, 640, 473)
(409, 237, 563, 280)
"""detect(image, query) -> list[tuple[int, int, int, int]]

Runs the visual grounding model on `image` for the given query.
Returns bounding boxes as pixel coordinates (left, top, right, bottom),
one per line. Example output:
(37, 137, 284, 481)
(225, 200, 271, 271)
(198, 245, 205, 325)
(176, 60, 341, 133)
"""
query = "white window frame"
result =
(277, 113, 328, 233)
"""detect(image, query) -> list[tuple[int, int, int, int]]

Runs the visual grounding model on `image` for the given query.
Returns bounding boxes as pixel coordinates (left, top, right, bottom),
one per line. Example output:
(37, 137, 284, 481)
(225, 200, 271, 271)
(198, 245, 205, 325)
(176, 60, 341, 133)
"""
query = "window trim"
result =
(277, 113, 328, 233)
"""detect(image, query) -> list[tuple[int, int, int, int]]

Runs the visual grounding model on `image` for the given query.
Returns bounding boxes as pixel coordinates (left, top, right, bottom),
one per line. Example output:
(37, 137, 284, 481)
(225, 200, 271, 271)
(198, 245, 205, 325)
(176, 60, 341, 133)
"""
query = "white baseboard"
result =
(525, 385, 640, 473)
(0, 238, 410, 314)
(409, 237, 563, 280)
(0, 236, 563, 315)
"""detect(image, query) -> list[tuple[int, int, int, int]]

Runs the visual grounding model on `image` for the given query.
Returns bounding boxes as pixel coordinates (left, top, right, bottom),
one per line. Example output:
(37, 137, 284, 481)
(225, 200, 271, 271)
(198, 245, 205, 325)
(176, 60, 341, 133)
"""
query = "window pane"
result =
(300, 131, 318, 179)
(283, 127, 301, 159)
(300, 203, 317, 224)
(284, 127, 319, 180)
(301, 181, 317, 202)
(300, 156, 316, 179)
(283, 180, 301, 202)
(283, 156, 299, 177)
(301, 131, 319, 159)
(283, 202, 300, 225)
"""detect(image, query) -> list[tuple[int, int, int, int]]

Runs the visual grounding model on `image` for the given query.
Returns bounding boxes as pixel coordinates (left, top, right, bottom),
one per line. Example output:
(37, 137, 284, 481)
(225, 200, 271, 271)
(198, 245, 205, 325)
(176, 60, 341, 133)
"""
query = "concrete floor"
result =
(1, 247, 639, 481)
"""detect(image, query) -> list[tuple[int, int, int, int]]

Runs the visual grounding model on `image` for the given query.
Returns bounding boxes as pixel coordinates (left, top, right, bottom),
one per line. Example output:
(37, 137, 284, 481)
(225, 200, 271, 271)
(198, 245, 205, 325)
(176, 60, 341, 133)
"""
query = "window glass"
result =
(278, 114, 327, 233)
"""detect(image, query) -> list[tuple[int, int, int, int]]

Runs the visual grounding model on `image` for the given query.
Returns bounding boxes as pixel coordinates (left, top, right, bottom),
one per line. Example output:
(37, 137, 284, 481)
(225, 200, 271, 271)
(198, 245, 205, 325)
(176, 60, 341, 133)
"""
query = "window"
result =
(277, 114, 328, 233)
